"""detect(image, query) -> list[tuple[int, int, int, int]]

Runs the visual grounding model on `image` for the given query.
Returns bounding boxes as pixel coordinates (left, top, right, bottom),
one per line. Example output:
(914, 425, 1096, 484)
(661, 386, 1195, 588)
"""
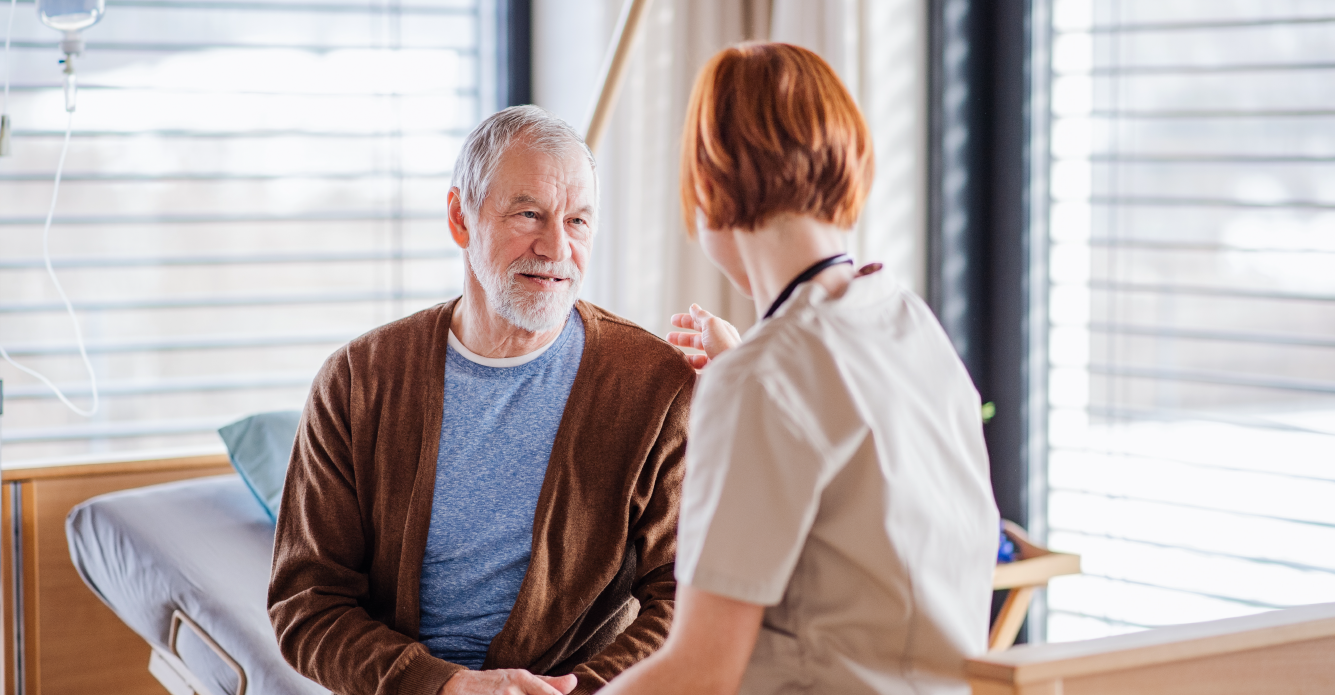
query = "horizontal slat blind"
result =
(1043, 0, 1335, 640)
(0, 0, 481, 462)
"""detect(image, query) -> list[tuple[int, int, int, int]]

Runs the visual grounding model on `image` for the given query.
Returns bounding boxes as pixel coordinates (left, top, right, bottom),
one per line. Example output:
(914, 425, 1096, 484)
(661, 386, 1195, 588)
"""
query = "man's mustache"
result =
(508, 257, 582, 287)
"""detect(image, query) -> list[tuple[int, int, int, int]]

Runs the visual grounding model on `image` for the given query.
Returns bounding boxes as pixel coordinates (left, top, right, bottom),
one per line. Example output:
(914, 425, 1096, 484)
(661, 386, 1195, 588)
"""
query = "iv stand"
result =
(583, 0, 653, 153)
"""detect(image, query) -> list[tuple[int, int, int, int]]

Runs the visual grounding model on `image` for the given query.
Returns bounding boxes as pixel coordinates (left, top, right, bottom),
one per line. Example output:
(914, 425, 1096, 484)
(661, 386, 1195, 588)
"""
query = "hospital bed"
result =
(66, 474, 328, 695)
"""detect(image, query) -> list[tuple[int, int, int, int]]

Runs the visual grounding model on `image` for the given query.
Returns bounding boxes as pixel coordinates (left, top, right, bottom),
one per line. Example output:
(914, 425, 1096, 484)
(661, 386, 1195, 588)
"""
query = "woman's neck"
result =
(735, 215, 855, 319)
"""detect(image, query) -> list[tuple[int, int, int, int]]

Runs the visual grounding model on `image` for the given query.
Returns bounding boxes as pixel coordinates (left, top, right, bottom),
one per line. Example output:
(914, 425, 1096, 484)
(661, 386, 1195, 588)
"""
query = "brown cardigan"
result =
(268, 299, 695, 695)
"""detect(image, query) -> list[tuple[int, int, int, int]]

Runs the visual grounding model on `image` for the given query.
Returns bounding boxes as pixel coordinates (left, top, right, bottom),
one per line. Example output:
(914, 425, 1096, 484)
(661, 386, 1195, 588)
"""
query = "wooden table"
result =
(990, 521, 1082, 651)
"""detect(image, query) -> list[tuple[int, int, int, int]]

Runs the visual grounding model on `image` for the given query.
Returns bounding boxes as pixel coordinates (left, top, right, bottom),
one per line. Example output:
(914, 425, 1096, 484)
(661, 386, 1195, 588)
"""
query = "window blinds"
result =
(0, 0, 482, 462)
(1042, 0, 1335, 640)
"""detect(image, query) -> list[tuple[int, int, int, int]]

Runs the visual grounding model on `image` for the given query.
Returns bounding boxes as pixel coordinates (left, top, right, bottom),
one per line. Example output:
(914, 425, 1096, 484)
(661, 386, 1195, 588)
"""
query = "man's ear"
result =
(447, 187, 470, 249)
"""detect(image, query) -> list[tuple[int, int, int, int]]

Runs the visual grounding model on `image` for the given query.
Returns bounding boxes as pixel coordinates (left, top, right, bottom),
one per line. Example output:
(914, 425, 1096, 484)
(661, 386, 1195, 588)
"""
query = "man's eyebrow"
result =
(503, 195, 593, 218)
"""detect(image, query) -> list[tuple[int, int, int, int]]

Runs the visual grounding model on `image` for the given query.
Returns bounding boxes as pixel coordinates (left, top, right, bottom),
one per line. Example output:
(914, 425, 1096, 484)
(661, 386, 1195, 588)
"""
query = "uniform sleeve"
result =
(267, 348, 463, 695)
(675, 345, 866, 606)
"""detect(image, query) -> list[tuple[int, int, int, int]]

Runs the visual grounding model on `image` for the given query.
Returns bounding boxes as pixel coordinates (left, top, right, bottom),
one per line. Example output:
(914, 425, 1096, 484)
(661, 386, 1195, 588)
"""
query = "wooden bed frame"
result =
(2, 451, 235, 695)
(968, 602, 1335, 694)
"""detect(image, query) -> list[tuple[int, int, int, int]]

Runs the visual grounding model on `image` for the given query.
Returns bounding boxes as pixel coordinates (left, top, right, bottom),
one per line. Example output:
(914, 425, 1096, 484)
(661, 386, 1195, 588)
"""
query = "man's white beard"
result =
(468, 244, 582, 333)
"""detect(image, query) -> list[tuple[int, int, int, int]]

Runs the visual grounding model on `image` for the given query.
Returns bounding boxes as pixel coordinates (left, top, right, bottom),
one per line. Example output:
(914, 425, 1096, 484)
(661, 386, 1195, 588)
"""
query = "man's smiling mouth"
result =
(520, 273, 568, 283)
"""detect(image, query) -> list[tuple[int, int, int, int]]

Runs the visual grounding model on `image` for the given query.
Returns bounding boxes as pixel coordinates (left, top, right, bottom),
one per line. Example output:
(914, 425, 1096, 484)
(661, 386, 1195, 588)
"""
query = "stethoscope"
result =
(762, 253, 854, 320)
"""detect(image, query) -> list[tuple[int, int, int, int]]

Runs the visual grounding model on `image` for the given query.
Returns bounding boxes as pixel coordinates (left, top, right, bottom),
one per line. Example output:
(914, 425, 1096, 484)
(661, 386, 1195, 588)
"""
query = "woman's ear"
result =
(447, 187, 470, 249)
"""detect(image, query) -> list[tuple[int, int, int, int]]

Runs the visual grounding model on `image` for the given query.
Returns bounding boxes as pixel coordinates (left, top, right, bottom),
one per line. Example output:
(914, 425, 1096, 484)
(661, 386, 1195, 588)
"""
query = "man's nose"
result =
(532, 215, 572, 263)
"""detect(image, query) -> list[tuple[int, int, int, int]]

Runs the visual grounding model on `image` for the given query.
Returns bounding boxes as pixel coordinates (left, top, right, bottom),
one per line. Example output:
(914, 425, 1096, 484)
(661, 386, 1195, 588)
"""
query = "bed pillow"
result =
(218, 410, 301, 522)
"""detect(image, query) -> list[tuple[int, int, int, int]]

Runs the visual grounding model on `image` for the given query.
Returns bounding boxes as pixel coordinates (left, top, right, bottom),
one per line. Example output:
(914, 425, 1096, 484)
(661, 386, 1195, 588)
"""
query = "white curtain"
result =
(771, 0, 929, 305)
(533, 0, 926, 336)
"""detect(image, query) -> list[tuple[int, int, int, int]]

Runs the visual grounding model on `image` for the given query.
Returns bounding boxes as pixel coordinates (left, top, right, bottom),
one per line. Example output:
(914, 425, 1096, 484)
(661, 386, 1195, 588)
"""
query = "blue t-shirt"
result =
(418, 311, 585, 669)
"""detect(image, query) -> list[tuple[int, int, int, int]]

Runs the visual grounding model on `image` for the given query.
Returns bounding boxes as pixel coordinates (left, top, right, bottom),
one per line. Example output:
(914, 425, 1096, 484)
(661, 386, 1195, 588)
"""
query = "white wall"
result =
(772, 0, 929, 297)
(532, 0, 614, 129)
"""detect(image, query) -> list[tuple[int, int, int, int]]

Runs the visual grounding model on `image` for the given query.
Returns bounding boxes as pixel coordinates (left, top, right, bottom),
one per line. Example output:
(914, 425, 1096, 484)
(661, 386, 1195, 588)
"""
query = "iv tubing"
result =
(0, 110, 100, 416)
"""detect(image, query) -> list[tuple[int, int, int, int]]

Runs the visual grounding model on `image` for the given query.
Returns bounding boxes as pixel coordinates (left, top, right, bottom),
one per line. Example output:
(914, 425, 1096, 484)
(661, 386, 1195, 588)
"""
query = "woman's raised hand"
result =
(668, 304, 743, 370)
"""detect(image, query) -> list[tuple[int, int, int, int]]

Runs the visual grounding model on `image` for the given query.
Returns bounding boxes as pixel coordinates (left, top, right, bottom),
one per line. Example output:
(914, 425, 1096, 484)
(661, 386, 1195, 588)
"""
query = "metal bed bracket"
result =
(149, 649, 198, 695)
(166, 609, 249, 695)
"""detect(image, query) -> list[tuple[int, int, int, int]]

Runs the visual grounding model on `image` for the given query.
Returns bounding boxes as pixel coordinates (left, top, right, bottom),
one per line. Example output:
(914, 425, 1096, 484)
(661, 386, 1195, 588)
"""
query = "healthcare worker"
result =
(601, 43, 999, 695)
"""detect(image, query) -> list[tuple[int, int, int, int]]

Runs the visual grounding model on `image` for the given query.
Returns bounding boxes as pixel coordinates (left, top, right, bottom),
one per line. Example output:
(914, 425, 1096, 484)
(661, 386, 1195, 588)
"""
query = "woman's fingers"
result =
(667, 331, 704, 350)
(673, 304, 720, 331)
(688, 303, 718, 326)
(670, 304, 740, 368)
(670, 313, 697, 330)
(669, 310, 704, 355)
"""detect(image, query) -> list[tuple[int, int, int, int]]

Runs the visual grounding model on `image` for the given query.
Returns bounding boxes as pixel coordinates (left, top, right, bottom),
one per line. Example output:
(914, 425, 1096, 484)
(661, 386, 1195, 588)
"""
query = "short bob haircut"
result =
(680, 42, 874, 236)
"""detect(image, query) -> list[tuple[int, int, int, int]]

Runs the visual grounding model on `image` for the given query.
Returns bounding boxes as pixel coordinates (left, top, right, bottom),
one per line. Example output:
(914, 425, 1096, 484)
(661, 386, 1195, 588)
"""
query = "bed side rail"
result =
(157, 609, 249, 695)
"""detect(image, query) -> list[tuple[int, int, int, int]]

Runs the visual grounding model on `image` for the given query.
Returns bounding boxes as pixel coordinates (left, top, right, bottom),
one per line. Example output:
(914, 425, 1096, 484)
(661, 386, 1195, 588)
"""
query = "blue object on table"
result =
(997, 522, 1017, 563)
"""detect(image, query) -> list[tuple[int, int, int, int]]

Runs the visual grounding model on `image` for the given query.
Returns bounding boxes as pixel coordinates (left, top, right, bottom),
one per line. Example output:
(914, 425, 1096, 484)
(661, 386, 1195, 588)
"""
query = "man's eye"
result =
(520, 211, 538, 219)
(571, 218, 586, 226)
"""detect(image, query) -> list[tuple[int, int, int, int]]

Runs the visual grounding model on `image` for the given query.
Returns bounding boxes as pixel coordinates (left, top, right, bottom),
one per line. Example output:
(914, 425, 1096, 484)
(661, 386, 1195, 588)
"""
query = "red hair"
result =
(680, 42, 874, 236)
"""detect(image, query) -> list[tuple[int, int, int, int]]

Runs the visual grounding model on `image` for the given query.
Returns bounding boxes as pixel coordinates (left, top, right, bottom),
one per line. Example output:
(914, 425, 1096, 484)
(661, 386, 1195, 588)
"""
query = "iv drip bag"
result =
(36, 0, 105, 33)
(36, 0, 104, 111)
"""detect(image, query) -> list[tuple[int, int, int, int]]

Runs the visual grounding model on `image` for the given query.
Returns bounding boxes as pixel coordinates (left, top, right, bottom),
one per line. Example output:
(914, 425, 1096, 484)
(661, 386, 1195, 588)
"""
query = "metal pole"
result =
(583, 0, 653, 153)
(9, 484, 21, 695)
(1, 377, 4, 694)
(1, 377, 21, 695)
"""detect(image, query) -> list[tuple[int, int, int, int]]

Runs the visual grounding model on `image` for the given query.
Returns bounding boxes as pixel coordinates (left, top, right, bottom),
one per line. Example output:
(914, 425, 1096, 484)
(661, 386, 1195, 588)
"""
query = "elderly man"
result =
(268, 106, 695, 695)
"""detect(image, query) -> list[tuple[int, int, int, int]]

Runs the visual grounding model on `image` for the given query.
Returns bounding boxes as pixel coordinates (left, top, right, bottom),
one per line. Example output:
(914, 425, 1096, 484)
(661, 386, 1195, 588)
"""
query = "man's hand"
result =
(667, 304, 743, 370)
(440, 669, 578, 695)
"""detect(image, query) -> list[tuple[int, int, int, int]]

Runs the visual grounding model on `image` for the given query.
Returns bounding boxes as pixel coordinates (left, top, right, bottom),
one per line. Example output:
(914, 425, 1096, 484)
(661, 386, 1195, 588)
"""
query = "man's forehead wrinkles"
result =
(495, 185, 594, 211)
(484, 156, 597, 215)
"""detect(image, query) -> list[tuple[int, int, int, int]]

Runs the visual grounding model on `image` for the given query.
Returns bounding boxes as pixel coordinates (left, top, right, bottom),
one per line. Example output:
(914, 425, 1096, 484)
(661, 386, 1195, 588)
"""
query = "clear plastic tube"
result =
(0, 110, 99, 416)
(62, 54, 76, 112)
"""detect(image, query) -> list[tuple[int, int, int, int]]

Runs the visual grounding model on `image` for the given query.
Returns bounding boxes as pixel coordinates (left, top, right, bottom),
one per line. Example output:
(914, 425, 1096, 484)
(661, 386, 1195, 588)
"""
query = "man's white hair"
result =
(451, 105, 597, 221)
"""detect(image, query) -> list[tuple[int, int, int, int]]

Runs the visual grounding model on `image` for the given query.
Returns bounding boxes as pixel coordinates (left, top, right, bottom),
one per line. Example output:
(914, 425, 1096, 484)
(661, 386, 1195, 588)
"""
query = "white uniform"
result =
(676, 268, 999, 695)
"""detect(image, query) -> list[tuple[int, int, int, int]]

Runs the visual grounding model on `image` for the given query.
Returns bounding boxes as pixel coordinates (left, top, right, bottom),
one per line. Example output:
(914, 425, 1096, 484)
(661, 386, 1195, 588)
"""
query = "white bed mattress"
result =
(66, 475, 329, 695)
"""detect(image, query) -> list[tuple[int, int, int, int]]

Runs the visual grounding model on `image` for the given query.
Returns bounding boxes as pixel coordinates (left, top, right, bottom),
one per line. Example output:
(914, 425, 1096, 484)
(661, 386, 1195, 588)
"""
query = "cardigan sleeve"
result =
(267, 348, 464, 695)
(567, 373, 695, 694)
